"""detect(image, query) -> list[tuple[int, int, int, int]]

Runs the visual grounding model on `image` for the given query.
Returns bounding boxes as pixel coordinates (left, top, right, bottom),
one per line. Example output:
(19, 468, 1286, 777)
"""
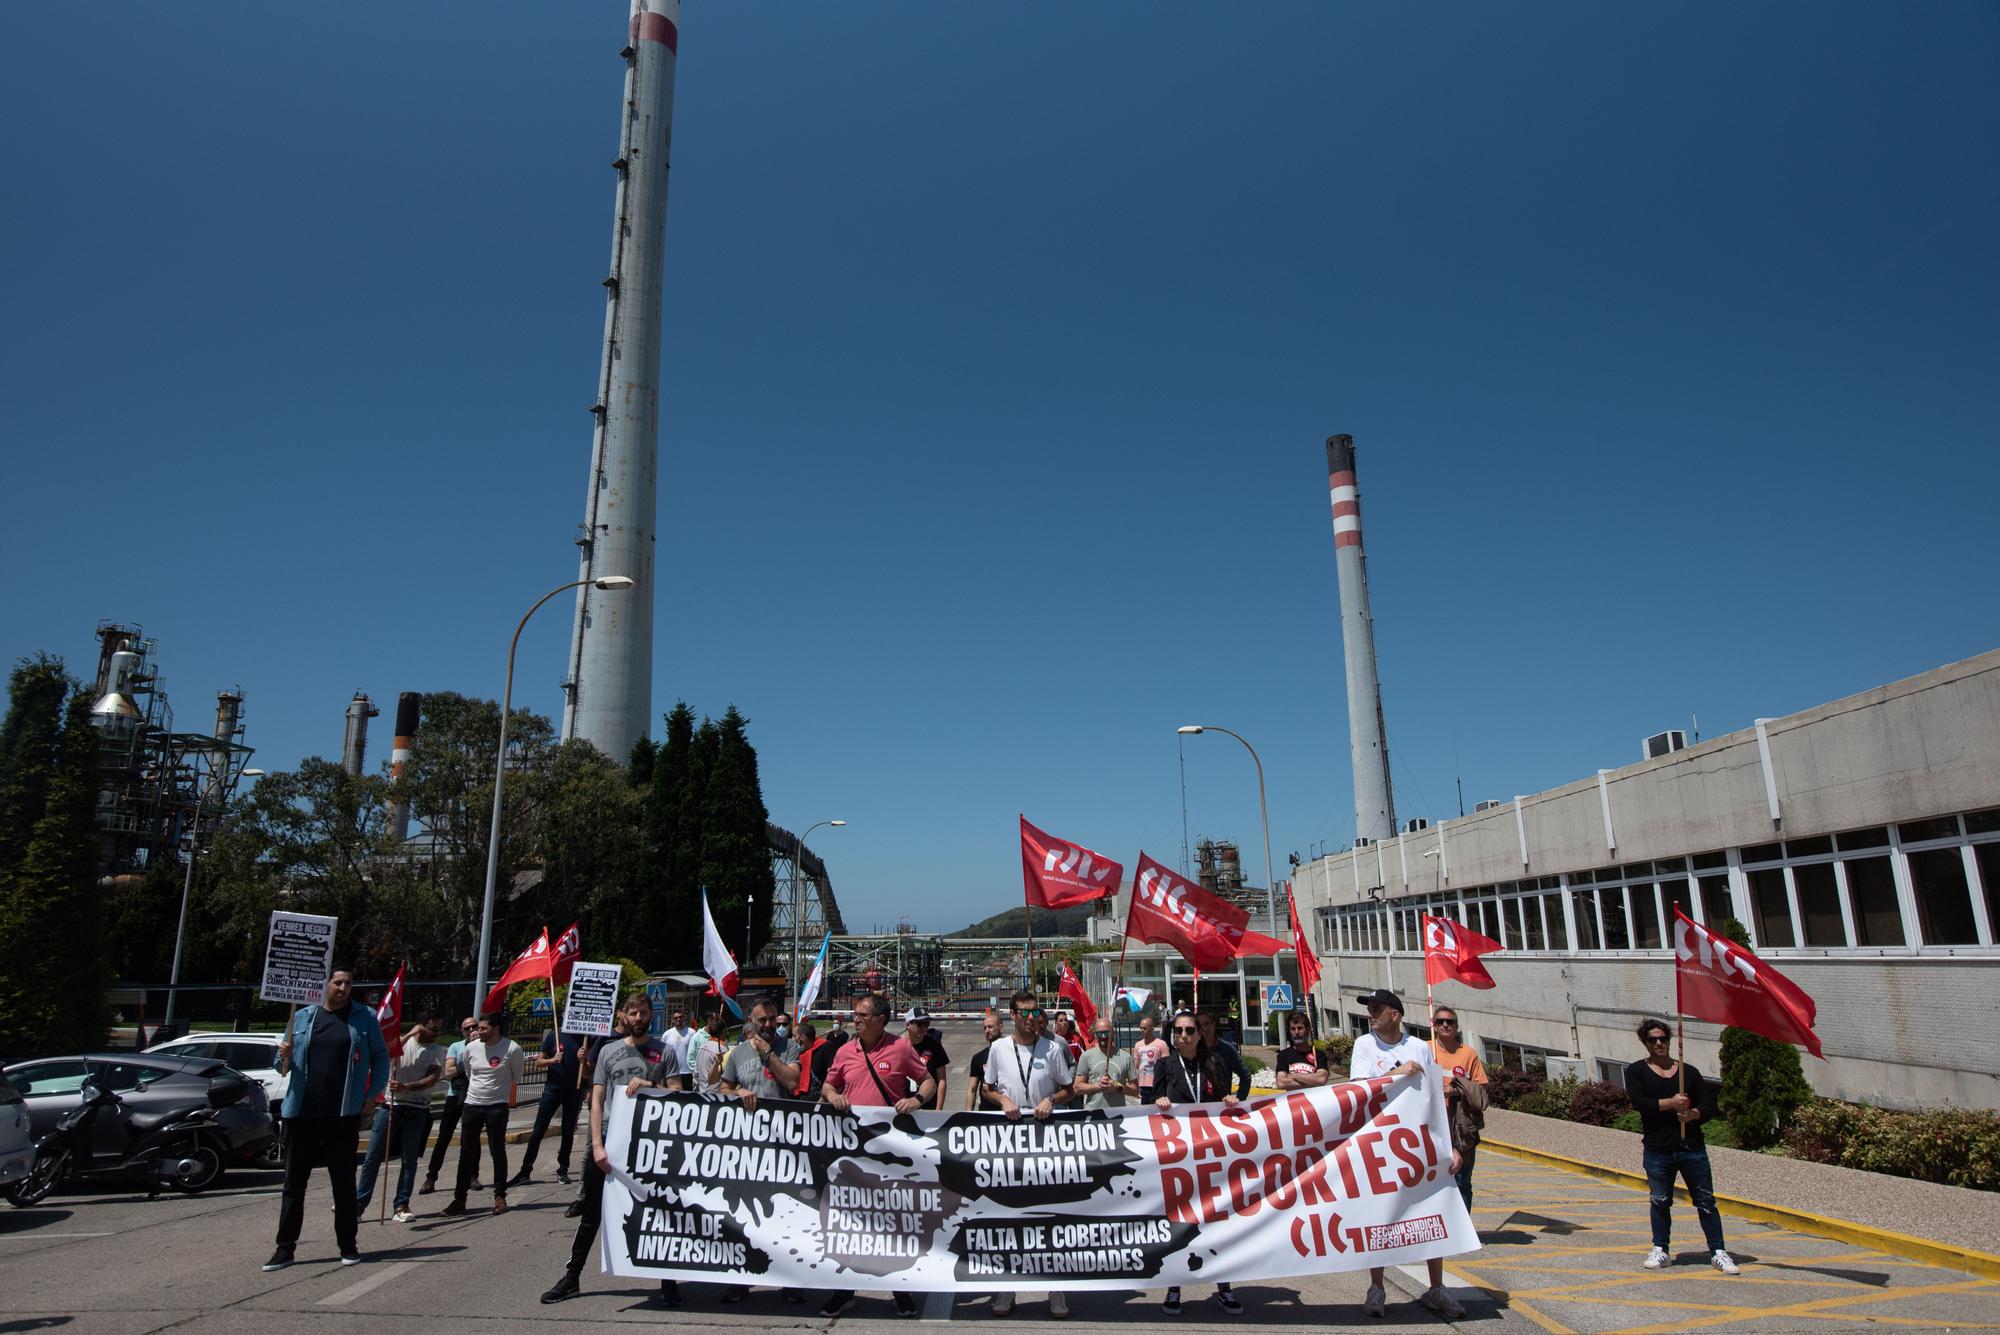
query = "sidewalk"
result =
(1482, 1107, 2000, 1273)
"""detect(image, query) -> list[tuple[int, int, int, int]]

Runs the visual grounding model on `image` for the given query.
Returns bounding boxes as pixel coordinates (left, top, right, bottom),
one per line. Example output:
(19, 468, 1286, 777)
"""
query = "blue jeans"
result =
(1455, 1144, 1477, 1210)
(356, 1104, 432, 1212)
(1643, 1144, 1725, 1253)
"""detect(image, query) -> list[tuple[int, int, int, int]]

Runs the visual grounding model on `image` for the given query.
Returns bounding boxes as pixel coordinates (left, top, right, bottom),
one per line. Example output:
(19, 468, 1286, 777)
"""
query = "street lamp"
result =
(789, 819, 846, 1013)
(165, 766, 264, 1026)
(473, 574, 634, 1014)
(1177, 725, 1280, 986)
(745, 894, 755, 967)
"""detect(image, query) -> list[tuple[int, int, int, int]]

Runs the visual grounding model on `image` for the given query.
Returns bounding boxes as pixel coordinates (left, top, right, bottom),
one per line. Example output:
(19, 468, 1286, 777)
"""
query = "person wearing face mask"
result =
(1076, 1022, 1136, 1109)
(1151, 1014, 1242, 1316)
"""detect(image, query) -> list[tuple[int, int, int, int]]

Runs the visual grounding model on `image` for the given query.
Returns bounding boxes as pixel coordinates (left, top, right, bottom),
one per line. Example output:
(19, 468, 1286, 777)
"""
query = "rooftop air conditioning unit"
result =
(1643, 730, 1689, 760)
(1404, 818, 1429, 833)
(1473, 799, 1503, 814)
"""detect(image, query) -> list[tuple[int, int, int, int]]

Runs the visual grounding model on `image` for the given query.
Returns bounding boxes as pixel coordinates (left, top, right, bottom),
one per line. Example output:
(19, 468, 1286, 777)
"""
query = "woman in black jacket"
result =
(1149, 1013, 1243, 1317)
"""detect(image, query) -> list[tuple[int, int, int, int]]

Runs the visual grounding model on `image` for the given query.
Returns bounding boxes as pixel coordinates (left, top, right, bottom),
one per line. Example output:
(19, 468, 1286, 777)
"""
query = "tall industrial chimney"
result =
(342, 692, 378, 778)
(209, 690, 244, 805)
(1325, 434, 1396, 847)
(562, 0, 679, 762)
(386, 692, 421, 843)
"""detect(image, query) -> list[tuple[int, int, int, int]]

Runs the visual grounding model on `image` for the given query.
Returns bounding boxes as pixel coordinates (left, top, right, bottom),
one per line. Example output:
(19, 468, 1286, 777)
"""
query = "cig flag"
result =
(1057, 960, 1098, 1036)
(483, 927, 553, 1014)
(1673, 909, 1822, 1058)
(1021, 816, 1123, 909)
(552, 921, 583, 987)
(1288, 883, 1322, 997)
(374, 963, 405, 1059)
(1126, 852, 1285, 973)
(1422, 914, 1501, 991)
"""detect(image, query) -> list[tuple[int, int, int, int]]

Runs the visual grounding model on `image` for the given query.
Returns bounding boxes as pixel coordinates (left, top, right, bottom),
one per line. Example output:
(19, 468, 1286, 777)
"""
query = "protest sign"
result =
(561, 961, 623, 1037)
(598, 1070, 1473, 1290)
(260, 911, 338, 1004)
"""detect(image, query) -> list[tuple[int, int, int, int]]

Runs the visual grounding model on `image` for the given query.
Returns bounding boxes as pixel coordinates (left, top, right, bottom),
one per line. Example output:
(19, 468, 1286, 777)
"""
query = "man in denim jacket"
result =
(264, 965, 390, 1272)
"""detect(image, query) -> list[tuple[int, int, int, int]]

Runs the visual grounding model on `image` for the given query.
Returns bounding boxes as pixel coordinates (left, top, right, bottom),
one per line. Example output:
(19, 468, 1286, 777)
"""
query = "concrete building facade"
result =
(1295, 649, 2000, 1111)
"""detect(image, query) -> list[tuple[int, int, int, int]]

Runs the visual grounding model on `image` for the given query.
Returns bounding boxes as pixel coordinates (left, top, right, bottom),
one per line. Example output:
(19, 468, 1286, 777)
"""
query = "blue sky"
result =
(4, 3, 1996, 934)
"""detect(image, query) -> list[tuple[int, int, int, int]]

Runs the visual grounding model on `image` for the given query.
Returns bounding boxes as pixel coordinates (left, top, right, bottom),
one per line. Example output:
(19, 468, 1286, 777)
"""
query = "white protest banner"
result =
(561, 962, 623, 1037)
(598, 1071, 1473, 1290)
(261, 911, 338, 1005)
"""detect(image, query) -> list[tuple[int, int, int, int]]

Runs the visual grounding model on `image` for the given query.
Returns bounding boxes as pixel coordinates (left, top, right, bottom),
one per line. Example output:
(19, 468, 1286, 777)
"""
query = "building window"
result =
(1596, 1058, 1628, 1084)
(1503, 897, 1525, 949)
(1900, 817, 1960, 845)
(1483, 1037, 1566, 1075)
(1632, 884, 1664, 950)
(1750, 867, 1795, 948)
(1520, 895, 1546, 950)
(1843, 857, 1904, 948)
(1909, 847, 1979, 946)
(1699, 874, 1734, 929)
(1838, 826, 1889, 851)
(1571, 889, 1600, 951)
(1543, 893, 1568, 951)
(1794, 862, 1846, 948)
(1601, 887, 1631, 950)
(1664, 878, 1694, 929)
(1976, 844, 2000, 946)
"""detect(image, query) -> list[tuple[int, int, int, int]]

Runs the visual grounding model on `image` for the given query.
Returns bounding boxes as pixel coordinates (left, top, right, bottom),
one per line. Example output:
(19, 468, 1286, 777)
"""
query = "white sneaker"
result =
(392, 1208, 415, 1223)
(992, 1294, 1015, 1316)
(1364, 1283, 1386, 1317)
(1420, 1287, 1465, 1319)
(1644, 1246, 1672, 1269)
(1712, 1250, 1740, 1276)
(1049, 1292, 1069, 1319)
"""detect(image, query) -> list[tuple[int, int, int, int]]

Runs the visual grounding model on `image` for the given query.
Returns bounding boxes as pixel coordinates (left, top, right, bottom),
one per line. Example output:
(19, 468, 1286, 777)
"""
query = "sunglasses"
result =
(1644, 1034, 1671, 1044)
(1015, 1008, 1045, 1018)
(1435, 1019, 1458, 1027)
(1171, 1026, 1198, 1036)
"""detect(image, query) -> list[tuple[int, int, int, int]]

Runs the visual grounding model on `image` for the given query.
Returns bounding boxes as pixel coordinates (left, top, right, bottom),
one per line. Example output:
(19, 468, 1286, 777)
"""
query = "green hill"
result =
(950, 904, 1096, 937)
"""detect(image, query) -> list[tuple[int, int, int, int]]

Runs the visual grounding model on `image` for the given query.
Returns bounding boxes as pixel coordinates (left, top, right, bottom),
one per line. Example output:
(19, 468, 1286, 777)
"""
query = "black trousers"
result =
(453, 1104, 509, 1200)
(274, 1114, 362, 1253)
(566, 1156, 606, 1274)
(520, 1084, 582, 1175)
(426, 1098, 464, 1180)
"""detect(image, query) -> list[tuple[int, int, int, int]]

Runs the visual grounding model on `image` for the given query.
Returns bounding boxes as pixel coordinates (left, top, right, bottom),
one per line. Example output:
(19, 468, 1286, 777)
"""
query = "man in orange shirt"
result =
(1429, 1005, 1488, 1209)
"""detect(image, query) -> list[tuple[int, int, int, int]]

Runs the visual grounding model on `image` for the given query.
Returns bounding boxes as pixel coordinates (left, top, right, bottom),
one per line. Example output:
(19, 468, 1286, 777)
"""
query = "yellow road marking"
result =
(1587, 1276, 2000, 1334)
(1448, 1261, 1579, 1335)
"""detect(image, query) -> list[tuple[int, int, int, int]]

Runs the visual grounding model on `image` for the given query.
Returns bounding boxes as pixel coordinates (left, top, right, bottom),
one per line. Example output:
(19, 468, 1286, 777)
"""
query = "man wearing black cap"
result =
(1347, 989, 1463, 1321)
(903, 1007, 950, 1111)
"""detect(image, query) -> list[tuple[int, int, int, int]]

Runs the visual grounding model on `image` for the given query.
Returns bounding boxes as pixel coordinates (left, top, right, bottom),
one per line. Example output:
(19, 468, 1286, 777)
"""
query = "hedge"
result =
(1784, 1100, 2000, 1192)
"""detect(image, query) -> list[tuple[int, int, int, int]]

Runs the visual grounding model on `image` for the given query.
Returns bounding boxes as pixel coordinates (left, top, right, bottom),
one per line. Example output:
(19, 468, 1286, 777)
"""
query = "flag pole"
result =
(1023, 902, 1035, 991)
(379, 960, 396, 1226)
(1676, 1010, 1687, 1141)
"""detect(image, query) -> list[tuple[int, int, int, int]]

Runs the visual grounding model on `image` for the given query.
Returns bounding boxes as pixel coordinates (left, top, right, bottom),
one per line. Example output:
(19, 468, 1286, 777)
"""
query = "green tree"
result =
(0, 677, 110, 1054)
(699, 707, 775, 961)
(0, 657, 68, 883)
(1713, 916, 1814, 1148)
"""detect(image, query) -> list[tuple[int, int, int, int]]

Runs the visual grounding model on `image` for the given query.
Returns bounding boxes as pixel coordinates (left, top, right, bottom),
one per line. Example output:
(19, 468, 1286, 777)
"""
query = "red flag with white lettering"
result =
(1125, 852, 1285, 973)
(1288, 883, 1322, 997)
(1020, 816, 1123, 910)
(481, 927, 553, 1015)
(1423, 913, 1501, 990)
(1057, 960, 1098, 1037)
(1673, 909, 1822, 1058)
(551, 921, 583, 988)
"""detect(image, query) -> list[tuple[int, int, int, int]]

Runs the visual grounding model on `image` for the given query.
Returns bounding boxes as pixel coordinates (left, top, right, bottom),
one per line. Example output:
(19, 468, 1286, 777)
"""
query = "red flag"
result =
(482, 927, 553, 1015)
(1674, 909, 1822, 1058)
(374, 963, 405, 1059)
(1021, 816, 1123, 910)
(1424, 913, 1501, 989)
(551, 921, 583, 988)
(1057, 960, 1098, 1037)
(1125, 852, 1285, 973)
(1288, 883, 1322, 997)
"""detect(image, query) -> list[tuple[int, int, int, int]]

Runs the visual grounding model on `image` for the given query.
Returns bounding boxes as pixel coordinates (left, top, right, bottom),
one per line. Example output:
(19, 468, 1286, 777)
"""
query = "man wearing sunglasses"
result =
(1429, 1007, 1488, 1210)
(980, 990, 1075, 1318)
(1625, 1019, 1736, 1276)
(1348, 990, 1460, 1320)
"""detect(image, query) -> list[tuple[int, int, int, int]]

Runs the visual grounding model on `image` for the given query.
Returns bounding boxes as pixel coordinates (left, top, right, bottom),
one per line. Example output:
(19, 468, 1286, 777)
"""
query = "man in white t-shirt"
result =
(1348, 990, 1462, 1321)
(442, 1014, 526, 1217)
(661, 1009, 694, 1070)
(980, 989, 1075, 1319)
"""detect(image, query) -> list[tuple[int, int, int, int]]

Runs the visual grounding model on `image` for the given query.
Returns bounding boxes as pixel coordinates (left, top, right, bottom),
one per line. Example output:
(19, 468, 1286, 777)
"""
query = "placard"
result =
(562, 961, 624, 1037)
(261, 911, 338, 1004)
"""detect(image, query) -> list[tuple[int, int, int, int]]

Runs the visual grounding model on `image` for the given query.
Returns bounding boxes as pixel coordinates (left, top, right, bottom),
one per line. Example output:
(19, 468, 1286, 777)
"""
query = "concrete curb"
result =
(1483, 1136, 2000, 1281)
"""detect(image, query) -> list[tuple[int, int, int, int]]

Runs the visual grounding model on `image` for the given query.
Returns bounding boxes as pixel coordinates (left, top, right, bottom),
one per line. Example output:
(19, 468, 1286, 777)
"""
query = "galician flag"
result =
(701, 889, 744, 1019)
(797, 933, 832, 1014)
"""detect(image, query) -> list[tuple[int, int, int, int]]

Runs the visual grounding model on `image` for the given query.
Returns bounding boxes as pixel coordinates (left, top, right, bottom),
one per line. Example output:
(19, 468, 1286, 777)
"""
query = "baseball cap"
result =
(1355, 989, 1404, 1013)
(902, 1006, 933, 1024)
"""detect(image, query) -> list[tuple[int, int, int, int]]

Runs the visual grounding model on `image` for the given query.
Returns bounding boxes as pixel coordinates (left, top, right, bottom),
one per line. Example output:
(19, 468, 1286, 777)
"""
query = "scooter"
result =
(5, 1074, 239, 1205)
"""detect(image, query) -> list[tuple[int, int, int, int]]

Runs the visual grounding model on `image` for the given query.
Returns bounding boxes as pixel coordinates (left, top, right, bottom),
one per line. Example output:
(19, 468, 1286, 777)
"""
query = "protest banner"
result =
(260, 911, 338, 1005)
(598, 1070, 1473, 1290)
(561, 961, 624, 1037)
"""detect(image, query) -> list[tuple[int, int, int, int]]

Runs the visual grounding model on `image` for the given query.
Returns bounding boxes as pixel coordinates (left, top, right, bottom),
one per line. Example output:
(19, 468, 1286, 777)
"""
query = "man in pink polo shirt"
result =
(817, 991, 935, 1318)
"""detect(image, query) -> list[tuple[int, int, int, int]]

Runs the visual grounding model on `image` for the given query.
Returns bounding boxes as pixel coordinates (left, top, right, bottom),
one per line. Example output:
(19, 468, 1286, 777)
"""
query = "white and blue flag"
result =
(797, 933, 832, 1013)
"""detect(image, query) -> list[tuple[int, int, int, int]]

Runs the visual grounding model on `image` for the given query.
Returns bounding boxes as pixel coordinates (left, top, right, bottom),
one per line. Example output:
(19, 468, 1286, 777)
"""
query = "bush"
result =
(1569, 1080, 1630, 1127)
(1315, 1033, 1355, 1070)
(1485, 1066, 1546, 1111)
(1784, 1099, 2000, 1192)
(1610, 1110, 1644, 1133)
(1508, 1076, 1580, 1120)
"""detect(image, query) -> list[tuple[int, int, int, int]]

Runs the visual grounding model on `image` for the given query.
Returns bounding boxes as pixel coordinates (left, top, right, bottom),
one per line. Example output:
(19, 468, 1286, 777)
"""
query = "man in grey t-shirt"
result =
(719, 1000, 798, 1108)
(1075, 1021, 1136, 1110)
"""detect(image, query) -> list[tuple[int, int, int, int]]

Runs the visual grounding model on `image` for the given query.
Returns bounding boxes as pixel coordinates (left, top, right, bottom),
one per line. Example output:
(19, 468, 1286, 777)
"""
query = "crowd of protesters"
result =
(268, 967, 1732, 1318)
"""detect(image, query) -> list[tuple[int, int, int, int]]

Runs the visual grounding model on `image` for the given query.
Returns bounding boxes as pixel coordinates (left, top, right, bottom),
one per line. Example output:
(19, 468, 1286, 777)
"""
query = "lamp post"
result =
(744, 894, 755, 967)
(165, 766, 263, 1027)
(474, 575, 634, 1014)
(1177, 725, 1281, 988)
(788, 819, 846, 1012)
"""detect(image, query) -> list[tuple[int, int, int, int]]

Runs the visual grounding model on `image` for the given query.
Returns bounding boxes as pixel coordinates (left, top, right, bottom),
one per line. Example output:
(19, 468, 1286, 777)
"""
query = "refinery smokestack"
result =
(1325, 434, 1395, 848)
(342, 693, 378, 778)
(386, 692, 421, 843)
(562, 0, 679, 761)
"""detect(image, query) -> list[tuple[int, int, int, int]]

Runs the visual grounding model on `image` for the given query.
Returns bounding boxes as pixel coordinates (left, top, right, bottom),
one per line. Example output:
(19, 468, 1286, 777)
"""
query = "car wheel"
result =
(8, 1147, 69, 1207)
(166, 1140, 223, 1194)
(256, 1135, 286, 1171)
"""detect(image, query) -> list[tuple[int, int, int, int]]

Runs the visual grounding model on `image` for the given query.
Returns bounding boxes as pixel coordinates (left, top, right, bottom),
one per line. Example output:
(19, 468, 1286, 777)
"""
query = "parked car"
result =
(145, 1033, 288, 1167)
(0, 1082, 33, 1190)
(1, 1054, 274, 1174)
